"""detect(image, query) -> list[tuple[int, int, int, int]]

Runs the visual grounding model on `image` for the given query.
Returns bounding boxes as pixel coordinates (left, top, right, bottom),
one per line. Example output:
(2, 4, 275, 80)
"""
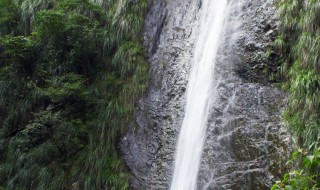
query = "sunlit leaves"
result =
(271, 148, 320, 190)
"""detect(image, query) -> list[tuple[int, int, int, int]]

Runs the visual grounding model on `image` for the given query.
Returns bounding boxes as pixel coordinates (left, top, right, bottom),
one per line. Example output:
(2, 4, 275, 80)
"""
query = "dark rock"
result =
(120, 0, 201, 189)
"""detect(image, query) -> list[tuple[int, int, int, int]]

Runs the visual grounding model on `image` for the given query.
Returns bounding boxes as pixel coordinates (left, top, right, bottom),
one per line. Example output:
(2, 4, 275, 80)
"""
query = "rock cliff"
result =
(121, 0, 291, 189)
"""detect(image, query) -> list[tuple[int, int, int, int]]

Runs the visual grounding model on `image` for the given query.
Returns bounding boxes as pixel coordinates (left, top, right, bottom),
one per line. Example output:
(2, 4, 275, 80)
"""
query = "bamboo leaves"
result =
(276, 0, 320, 148)
(274, 0, 320, 188)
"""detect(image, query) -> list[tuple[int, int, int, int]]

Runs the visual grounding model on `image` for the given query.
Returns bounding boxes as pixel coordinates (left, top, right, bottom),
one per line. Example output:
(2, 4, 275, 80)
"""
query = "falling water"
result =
(170, 1, 229, 189)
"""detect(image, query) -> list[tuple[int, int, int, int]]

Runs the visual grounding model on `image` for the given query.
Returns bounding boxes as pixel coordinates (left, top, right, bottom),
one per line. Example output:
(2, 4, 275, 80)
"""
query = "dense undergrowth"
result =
(0, 0, 147, 189)
(272, 0, 320, 189)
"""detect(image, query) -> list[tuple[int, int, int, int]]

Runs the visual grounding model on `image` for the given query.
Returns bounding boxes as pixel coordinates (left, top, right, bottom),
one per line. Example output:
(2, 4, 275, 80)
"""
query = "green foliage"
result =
(276, 0, 320, 148)
(35, 10, 66, 37)
(273, 0, 320, 189)
(271, 148, 320, 190)
(0, 0, 20, 35)
(43, 73, 88, 102)
(0, 0, 148, 189)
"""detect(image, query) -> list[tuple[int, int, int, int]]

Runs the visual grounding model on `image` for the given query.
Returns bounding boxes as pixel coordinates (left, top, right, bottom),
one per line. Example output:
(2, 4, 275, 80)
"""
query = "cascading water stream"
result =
(170, 1, 229, 189)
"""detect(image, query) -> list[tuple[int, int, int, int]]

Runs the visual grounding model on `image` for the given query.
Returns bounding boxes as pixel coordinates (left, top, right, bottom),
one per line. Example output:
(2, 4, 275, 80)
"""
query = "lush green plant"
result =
(272, 0, 320, 189)
(276, 0, 320, 147)
(271, 147, 320, 190)
(0, 0, 148, 189)
(275, 0, 320, 148)
(0, 0, 20, 35)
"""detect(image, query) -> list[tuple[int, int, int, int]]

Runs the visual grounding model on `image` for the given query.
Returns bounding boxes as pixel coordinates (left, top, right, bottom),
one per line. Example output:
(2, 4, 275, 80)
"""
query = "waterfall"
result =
(170, 1, 229, 189)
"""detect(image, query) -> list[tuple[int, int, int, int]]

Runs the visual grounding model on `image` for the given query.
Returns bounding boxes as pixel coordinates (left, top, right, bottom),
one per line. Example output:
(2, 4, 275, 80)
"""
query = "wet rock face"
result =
(121, 0, 201, 189)
(233, 0, 281, 84)
(121, 0, 291, 189)
(199, 0, 291, 189)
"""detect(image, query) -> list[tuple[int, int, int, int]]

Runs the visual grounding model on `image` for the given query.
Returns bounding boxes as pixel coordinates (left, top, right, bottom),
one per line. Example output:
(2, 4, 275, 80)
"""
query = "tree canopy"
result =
(0, 0, 147, 189)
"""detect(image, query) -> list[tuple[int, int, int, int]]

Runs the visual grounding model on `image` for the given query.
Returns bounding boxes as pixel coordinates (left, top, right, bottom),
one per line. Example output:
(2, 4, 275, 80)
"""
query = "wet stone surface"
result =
(121, 0, 292, 190)
(121, 1, 201, 189)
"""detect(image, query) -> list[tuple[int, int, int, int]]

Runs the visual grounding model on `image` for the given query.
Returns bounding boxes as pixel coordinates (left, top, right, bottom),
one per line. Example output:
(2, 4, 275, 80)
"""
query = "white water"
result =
(170, 1, 229, 190)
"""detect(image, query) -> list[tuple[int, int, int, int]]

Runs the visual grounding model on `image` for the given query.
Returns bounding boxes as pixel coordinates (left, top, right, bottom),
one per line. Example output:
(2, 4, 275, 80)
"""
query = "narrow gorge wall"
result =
(121, 0, 291, 189)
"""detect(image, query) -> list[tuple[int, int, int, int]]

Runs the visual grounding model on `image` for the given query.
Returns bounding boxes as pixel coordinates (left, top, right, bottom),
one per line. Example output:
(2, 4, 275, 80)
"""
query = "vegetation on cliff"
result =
(272, 0, 320, 189)
(0, 0, 147, 189)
